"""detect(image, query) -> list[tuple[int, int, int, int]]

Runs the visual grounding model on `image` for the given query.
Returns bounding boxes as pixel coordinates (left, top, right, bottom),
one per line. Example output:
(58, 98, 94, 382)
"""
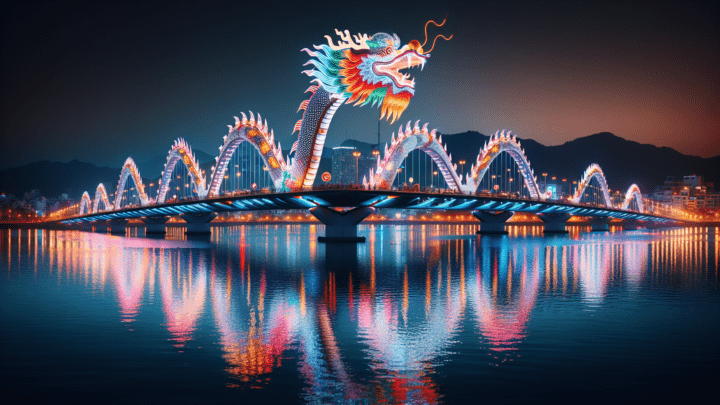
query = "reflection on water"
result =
(1, 225, 718, 403)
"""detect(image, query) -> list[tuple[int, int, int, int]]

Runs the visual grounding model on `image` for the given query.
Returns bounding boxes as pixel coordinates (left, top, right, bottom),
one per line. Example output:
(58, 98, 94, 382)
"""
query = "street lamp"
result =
(353, 150, 361, 185)
(459, 160, 466, 177)
(433, 170, 438, 189)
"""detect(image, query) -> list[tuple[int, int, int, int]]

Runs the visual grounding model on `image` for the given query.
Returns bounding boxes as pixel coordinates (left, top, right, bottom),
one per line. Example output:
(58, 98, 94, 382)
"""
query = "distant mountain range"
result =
(1, 132, 717, 199)
(440, 131, 720, 194)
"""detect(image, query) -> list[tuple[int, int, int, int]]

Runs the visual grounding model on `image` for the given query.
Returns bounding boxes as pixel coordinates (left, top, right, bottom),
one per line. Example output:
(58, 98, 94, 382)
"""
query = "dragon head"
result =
(302, 21, 450, 123)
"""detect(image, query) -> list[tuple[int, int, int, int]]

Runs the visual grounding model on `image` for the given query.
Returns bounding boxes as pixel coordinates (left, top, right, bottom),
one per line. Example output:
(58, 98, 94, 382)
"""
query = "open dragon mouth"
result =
(373, 50, 428, 90)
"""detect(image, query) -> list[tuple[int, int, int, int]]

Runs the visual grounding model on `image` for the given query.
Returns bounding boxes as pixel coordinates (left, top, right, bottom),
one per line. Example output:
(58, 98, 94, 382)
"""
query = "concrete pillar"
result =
(142, 216, 170, 234)
(109, 219, 129, 234)
(180, 213, 217, 235)
(473, 210, 514, 234)
(94, 220, 109, 232)
(623, 219, 640, 230)
(537, 213, 571, 234)
(588, 216, 612, 232)
(309, 206, 375, 243)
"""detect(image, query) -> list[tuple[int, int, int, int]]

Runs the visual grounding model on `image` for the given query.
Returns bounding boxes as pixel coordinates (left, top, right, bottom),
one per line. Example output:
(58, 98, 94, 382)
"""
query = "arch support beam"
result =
(142, 216, 170, 234)
(588, 216, 612, 232)
(473, 210, 514, 234)
(537, 213, 571, 234)
(180, 213, 217, 235)
(310, 206, 374, 243)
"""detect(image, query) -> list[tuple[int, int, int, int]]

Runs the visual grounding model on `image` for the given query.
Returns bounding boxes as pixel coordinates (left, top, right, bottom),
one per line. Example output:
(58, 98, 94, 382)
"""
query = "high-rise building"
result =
(331, 146, 375, 185)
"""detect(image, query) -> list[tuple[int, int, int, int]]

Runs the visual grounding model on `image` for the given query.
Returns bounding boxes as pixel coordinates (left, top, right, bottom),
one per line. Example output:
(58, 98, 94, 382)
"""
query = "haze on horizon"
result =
(1, 0, 718, 171)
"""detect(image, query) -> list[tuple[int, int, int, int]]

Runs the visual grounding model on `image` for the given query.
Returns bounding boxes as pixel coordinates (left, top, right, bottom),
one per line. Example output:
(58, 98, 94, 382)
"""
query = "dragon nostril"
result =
(408, 40, 423, 53)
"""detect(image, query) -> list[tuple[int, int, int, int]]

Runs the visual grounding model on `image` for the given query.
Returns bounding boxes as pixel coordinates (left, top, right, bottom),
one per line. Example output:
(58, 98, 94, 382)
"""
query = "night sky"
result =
(1, 1, 718, 171)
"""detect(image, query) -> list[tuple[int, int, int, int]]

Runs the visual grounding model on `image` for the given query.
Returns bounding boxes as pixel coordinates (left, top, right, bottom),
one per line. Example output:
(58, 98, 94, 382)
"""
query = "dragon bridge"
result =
(69, 22, 651, 220)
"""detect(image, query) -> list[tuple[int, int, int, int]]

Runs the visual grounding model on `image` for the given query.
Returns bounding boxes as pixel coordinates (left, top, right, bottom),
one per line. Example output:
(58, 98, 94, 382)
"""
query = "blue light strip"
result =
(373, 197, 397, 208)
(435, 199, 457, 209)
(411, 198, 436, 208)
(451, 199, 477, 210)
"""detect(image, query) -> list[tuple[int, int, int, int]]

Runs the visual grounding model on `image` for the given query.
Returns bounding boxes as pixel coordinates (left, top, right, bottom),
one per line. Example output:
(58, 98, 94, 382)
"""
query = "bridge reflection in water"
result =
(2, 225, 717, 403)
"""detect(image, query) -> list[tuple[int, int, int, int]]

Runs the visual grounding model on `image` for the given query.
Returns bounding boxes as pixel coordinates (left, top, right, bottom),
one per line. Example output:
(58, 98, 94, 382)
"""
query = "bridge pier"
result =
(109, 219, 129, 234)
(142, 216, 170, 234)
(473, 210, 514, 234)
(310, 206, 374, 243)
(94, 220, 109, 233)
(537, 213, 571, 234)
(623, 219, 640, 230)
(588, 216, 612, 232)
(180, 213, 217, 235)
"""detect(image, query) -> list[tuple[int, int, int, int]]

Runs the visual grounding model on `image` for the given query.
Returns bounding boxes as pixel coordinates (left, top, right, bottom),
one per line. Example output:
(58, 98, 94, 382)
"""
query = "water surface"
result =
(1, 225, 718, 404)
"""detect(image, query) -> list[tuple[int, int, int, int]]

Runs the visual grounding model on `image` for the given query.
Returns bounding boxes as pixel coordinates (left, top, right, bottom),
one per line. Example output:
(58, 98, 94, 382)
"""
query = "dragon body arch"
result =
(92, 183, 111, 213)
(156, 138, 207, 204)
(365, 121, 463, 190)
(461, 130, 542, 198)
(79, 192, 92, 215)
(621, 184, 643, 212)
(571, 163, 612, 206)
(114, 157, 149, 209)
(208, 112, 286, 196)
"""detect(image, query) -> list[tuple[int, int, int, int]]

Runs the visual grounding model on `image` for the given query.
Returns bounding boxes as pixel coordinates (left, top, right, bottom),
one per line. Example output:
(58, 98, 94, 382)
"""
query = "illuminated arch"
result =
(92, 183, 111, 213)
(79, 192, 92, 215)
(365, 121, 463, 190)
(570, 163, 612, 206)
(621, 184, 643, 212)
(156, 138, 208, 204)
(461, 130, 542, 198)
(207, 112, 286, 196)
(114, 157, 150, 209)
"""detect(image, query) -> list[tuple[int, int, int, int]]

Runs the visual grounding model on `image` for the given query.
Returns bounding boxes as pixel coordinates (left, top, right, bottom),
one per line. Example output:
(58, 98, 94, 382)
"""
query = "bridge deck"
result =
(60, 189, 673, 224)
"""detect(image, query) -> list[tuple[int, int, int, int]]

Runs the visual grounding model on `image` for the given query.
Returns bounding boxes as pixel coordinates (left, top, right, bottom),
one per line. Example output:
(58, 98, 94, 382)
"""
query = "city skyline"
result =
(1, 0, 718, 172)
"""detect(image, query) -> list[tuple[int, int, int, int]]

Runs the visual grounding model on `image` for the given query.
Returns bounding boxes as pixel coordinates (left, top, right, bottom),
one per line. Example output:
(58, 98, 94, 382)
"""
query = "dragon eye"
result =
(385, 46, 393, 54)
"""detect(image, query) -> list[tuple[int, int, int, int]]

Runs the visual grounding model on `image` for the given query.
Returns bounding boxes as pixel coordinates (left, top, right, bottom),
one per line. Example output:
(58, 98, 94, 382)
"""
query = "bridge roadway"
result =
(59, 189, 676, 241)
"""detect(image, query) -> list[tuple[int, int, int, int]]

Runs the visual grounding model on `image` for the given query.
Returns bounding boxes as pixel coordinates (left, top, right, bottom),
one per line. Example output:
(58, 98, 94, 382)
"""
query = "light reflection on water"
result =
(1, 225, 718, 403)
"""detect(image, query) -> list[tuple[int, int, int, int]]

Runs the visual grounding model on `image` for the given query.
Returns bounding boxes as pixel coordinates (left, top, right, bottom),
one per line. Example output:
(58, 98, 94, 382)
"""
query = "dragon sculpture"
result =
(209, 21, 451, 194)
